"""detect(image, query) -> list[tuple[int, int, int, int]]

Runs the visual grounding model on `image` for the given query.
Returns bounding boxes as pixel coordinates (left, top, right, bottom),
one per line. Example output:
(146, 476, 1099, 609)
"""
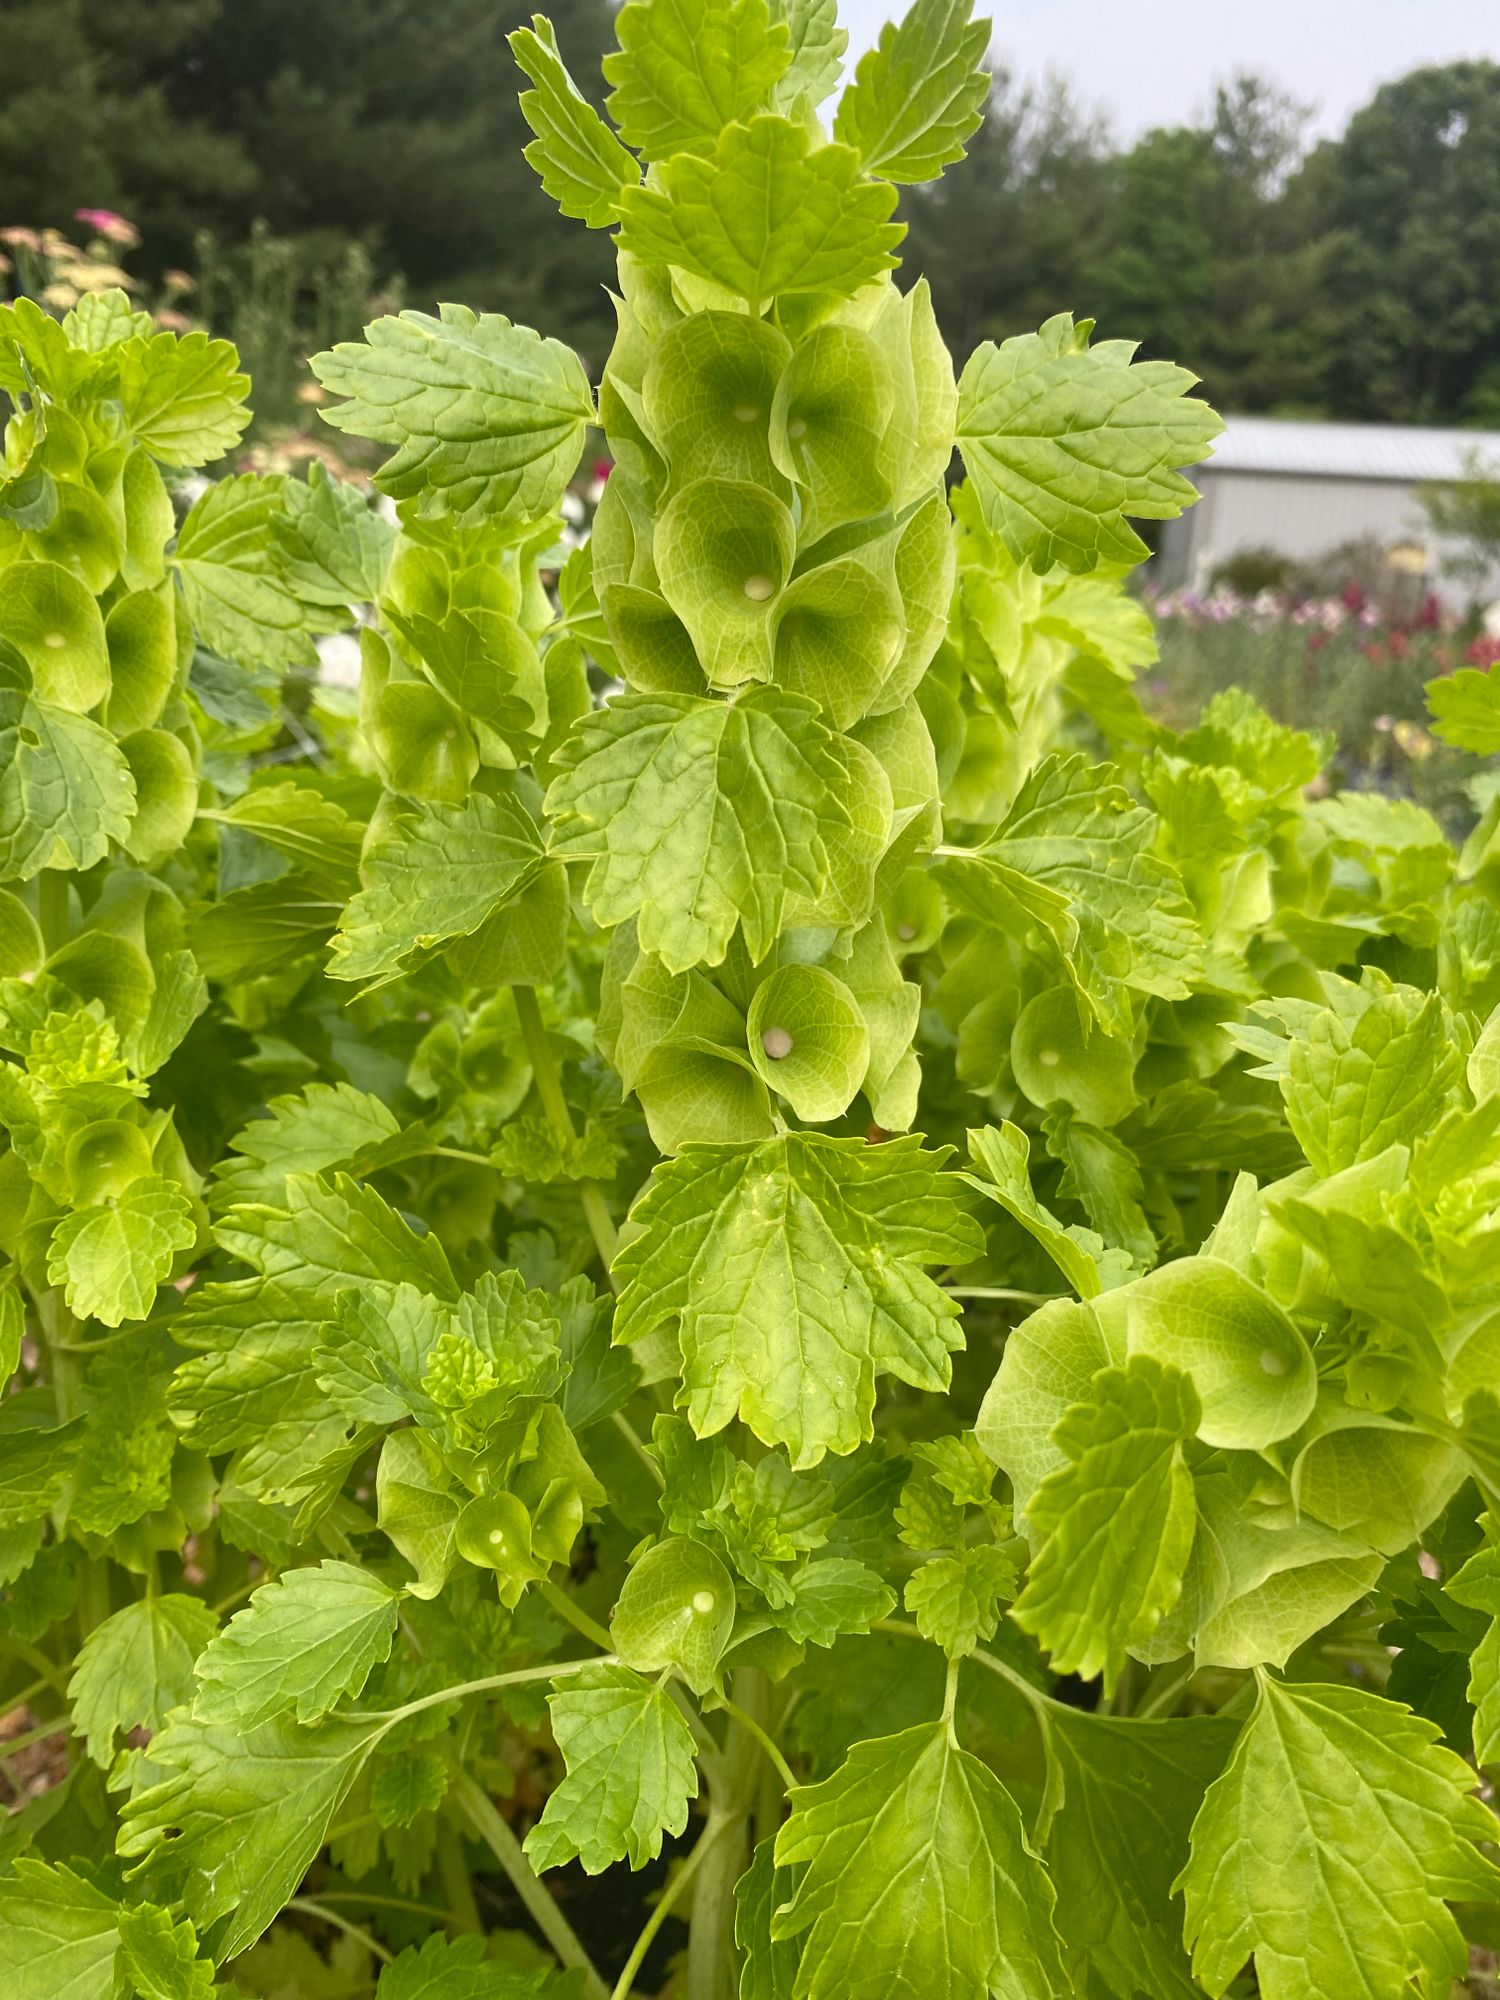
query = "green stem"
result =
(1135, 1659, 1197, 1720)
(512, 983, 621, 1288)
(286, 1897, 394, 1966)
(611, 1409, 666, 1488)
(37, 869, 70, 958)
(34, 1285, 109, 1641)
(451, 1771, 608, 2000)
(685, 1670, 769, 2000)
(613, 1814, 734, 2000)
(945, 1286, 1063, 1305)
(717, 1694, 795, 1793)
(873, 1619, 1055, 1720)
(0, 1714, 71, 1761)
(539, 1577, 614, 1653)
(436, 1819, 483, 1935)
(0, 1637, 70, 1699)
(347, 1652, 617, 1730)
(942, 1656, 961, 1734)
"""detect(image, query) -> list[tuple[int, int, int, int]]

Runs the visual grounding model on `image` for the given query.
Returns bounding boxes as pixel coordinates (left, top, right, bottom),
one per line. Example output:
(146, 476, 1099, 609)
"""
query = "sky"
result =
(838, 0, 1500, 143)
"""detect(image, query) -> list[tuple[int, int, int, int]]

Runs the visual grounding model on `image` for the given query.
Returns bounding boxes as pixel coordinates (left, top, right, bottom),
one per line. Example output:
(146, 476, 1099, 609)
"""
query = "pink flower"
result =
(74, 207, 139, 248)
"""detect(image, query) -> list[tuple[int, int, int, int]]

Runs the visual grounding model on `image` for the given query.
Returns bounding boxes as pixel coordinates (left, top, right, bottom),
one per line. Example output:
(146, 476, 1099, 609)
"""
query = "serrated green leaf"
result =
(0, 666, 135, 880)
(615, 1132, 981, 1464)
(216, 1081, 401, 1209)
(330, 789, 547, 989)
(1177, 1676, 1500, 2000)
(62, 287, 153, 351)
(957, 313, 1221, 574)
(616, 115, 901, 307)
(904, 1544, 1016, 1658)
(115, 1903, 215, 2000)
(274, 460, 395, 605)
(511, 16, 641, 227)
(965, 1121, 1121, 1300)
(371, 1752, 449, 1829)
(939, 753, 1202, 1036)
(192, 1561, 399, 1728)
(116, 328, 251, 468)
(0, 1860, 121, 2000)
(119, 1708, 387, 1960)
(832, 0, 988, 183)
(173, 473, 337, 671)
(1447, 1517, 1500, 1767)
(1276, 974, 1462, 1177)
(778, 1557, 895, 1645)
(735, 1834, 803, 2000)
(312, 305, 594, 525)
(1428, 665, 1500, 753)
(767, 0, 845, 108)
(377, 1932, 566, 1997)
(1043, 1709, 1237, 2000)
(1013, 1355, 1198, 1692)
(604, 0, 791, 160)
(46, 1175, 196, 1327)
(216, 1171, 458, 1303)
(67, 1594, 219, 1767)
(547, 687, 850, 972)
(772, 1721, 1064, 1998)
(524, 1663, 699, 1873)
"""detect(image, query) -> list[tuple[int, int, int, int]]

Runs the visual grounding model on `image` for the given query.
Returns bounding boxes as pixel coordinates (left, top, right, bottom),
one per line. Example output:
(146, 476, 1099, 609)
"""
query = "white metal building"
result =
(1155, 416, 1500, 607)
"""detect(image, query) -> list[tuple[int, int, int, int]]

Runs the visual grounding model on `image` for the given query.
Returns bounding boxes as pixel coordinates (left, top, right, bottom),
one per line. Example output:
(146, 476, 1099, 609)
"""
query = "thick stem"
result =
(37, 869, 70, 959)
(613, 1813, 733, 2000)
(685, 1670, 772, 2000)
(452, 1770, 609, 2000)
(34, 1285, 109, 1640)
(512, 983, 621, 1287)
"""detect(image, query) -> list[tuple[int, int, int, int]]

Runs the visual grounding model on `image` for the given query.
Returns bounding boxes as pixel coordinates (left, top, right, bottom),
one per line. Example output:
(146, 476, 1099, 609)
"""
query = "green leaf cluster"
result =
(5, 7, 1499, 1999)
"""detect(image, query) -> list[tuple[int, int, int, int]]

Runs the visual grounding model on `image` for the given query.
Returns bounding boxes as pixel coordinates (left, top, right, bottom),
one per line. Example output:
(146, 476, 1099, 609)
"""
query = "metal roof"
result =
(1202, 415, 1500, 484)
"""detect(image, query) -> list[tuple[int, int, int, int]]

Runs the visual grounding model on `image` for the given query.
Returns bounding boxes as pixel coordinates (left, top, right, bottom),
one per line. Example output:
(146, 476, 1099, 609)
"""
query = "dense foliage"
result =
(7, 1, 1500, 424)
(4, 3, 1500, 1998)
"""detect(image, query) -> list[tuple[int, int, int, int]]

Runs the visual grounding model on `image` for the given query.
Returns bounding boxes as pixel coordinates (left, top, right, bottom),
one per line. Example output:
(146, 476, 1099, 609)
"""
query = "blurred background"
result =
(5, 0, 1500, 808)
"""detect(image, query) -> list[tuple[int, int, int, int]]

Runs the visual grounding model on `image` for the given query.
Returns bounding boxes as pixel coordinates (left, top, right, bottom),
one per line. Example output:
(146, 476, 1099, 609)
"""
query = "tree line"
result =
(5, 0, 1499, 424)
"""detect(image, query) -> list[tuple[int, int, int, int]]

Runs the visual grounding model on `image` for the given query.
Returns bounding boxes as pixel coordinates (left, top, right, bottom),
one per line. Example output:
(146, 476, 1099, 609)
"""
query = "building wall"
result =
(1154, 468, 1500, 608)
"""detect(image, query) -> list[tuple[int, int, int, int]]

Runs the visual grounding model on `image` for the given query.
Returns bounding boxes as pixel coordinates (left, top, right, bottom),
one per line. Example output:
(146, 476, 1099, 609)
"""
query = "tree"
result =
(901, 68, 1115, 355)
(1, 0, 620, 365)
(0, 1, 252, 242)
(1315, 61, 1500, 423)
